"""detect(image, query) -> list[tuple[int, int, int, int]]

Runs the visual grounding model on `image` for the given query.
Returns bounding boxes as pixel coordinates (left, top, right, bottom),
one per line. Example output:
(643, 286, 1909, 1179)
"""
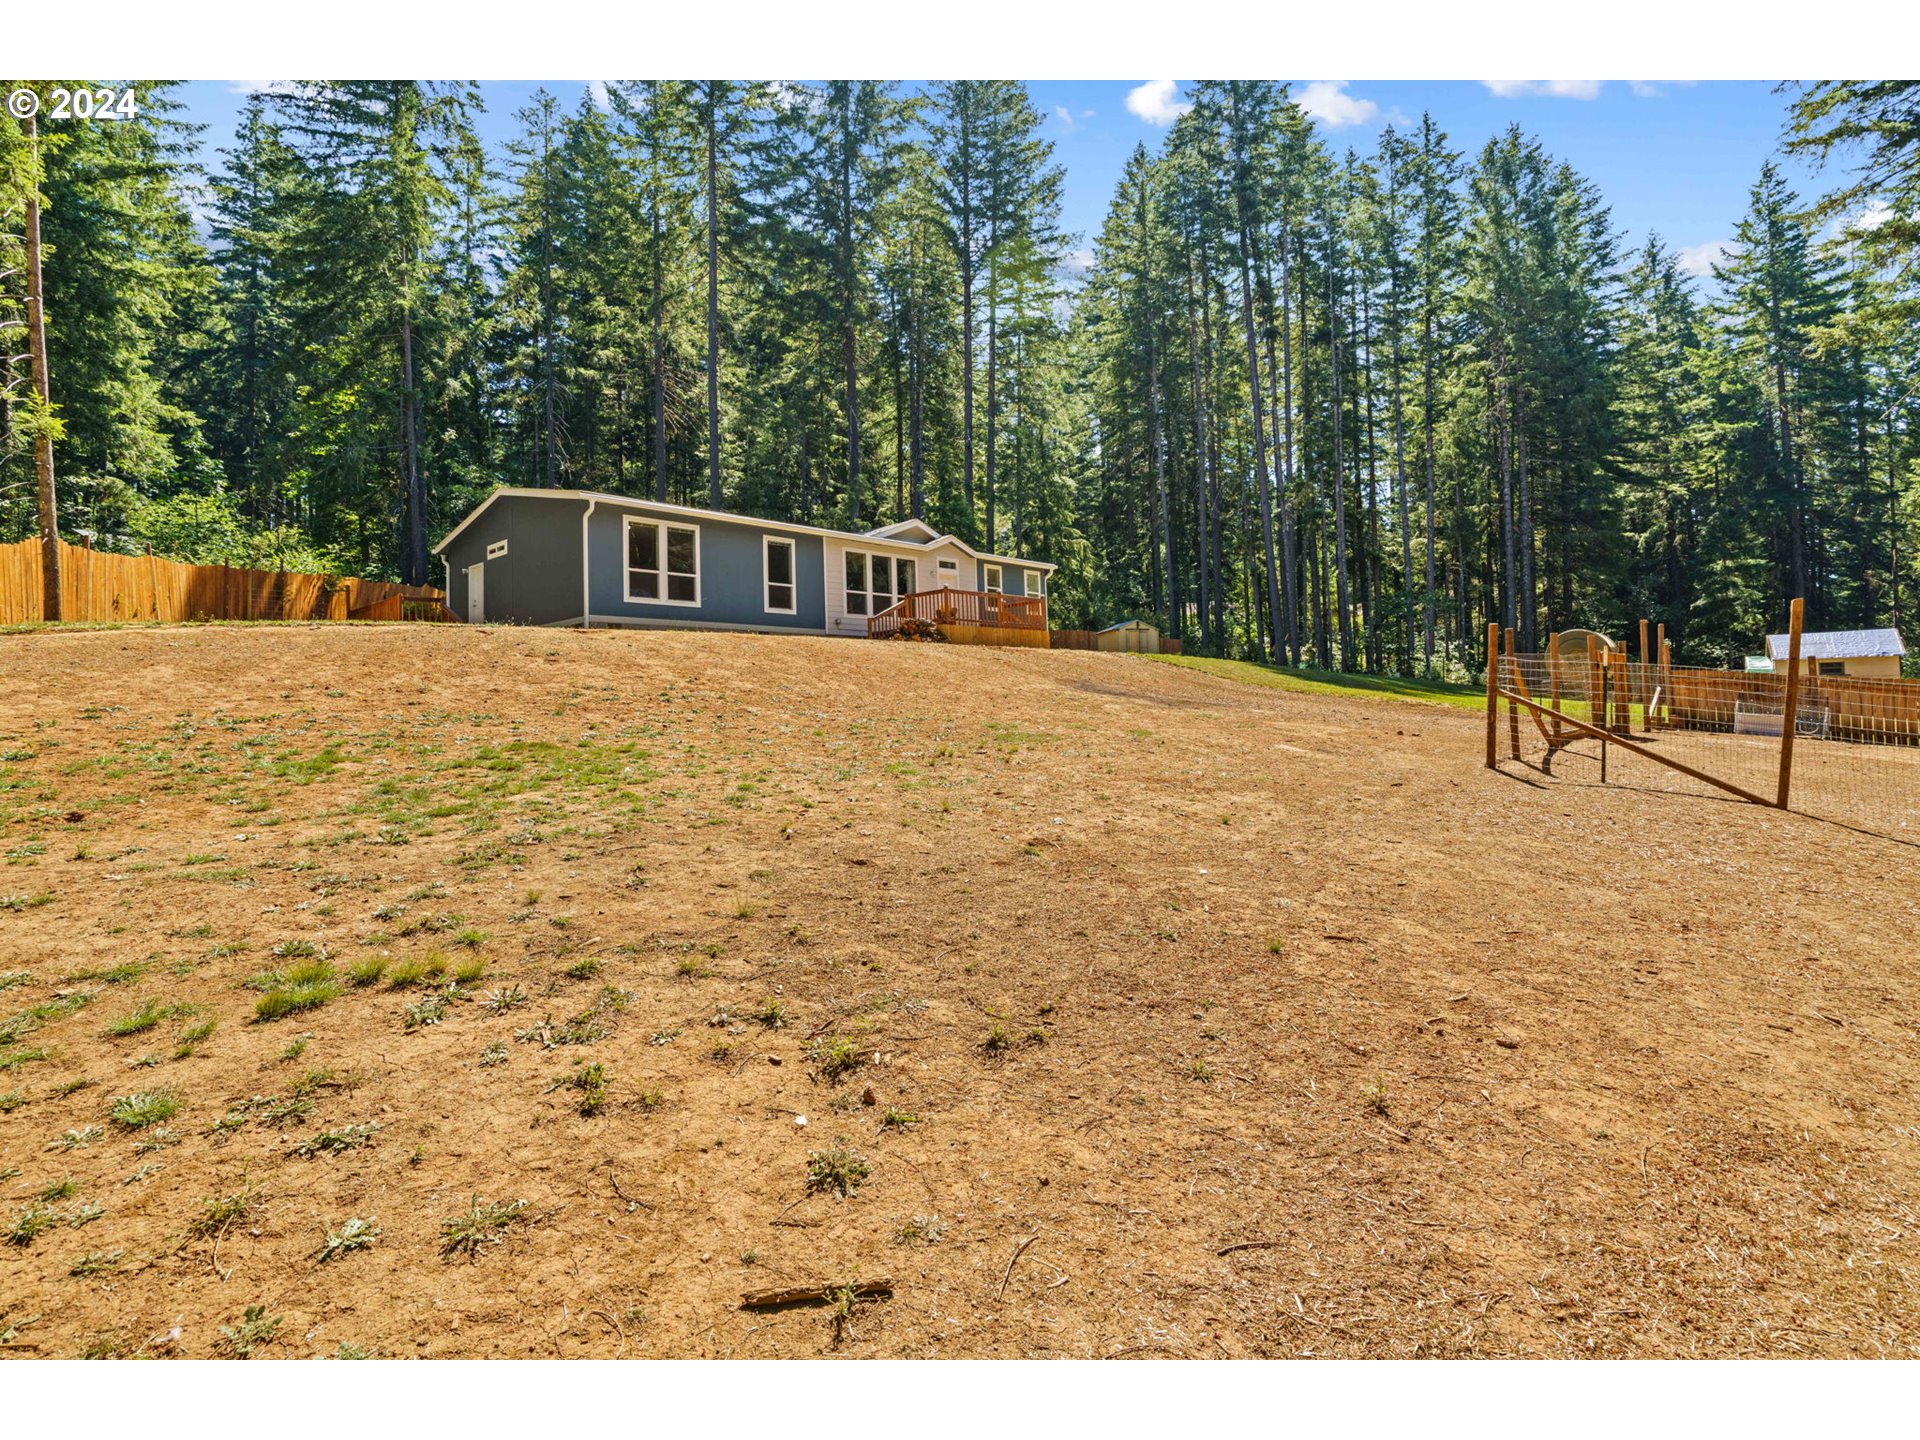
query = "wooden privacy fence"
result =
(0, 538, 449, 625)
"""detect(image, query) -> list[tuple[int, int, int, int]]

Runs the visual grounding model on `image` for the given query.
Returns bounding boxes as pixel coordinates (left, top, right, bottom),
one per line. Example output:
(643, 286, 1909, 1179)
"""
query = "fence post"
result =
(1503, 627, 1521, 760)
(1485, 621, 1500, 769)
(1776, 596, 1805, 809)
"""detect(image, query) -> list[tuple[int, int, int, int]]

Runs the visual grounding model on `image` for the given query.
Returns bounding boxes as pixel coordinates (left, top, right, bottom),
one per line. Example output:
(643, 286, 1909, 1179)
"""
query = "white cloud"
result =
(1296, 81, 1379, 128)
(1054, 105, 1075, 131)
(1126, 80, 1191, 126)
(1482, 80, 1606, 100)
(227, 80, 298, 96)
(1837, 202, 1894, 238)
(1676, 239, 1739, 277)
(1064, 248, 1097, 274)
(586, 81, 612, 111)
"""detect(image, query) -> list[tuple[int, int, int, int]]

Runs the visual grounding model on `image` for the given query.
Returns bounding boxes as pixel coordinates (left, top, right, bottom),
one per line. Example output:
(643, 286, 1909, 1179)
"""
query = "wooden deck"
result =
(867, 587, 1049, 646)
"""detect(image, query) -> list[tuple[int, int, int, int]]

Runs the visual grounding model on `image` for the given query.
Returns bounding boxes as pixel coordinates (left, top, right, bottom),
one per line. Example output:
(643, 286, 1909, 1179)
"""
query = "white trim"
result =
(432, 487, 1057, 571)
(841, 546, 912, 619)
(623, 515, 702, 607)
(762, 534, 798, 615)
(984, 564, 1003, 594)
(486, 539, 509, 560)
(865, 518, 942, 542)
(581, 498, 597, 628)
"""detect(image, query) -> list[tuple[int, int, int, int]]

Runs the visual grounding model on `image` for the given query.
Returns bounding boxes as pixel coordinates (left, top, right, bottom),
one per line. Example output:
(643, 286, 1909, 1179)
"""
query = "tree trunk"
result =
(400, 310, 427, 585)
(1275, 223, 1300, 666)
(23, 112, 61, 621)
(651, 193, 668, 502)
(1184, 243, 1212, 652)
(1329, 237, 1352, 670)
(705, 92, 723, 509)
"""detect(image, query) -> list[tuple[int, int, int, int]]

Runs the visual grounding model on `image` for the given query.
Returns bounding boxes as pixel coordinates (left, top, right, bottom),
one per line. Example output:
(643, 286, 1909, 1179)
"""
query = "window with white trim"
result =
(1028, 571, 1044, 597)
(764, 536, 796, 614)
(983, 564, 1003, 594)
(844, 550, 914, 616)
(626, 517, 700, 605)
(486, 539, 509, 559)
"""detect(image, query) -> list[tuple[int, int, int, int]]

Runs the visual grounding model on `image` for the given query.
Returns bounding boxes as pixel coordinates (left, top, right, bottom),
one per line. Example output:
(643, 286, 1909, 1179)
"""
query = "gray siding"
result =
(587, 502, 827, 630)
(440, 494, 589, 625)
(987, 565, 1043, 598)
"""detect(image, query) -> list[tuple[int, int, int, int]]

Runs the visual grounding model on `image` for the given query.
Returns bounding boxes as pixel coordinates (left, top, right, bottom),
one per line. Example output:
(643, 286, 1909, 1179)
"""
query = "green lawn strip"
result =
(1142, 654, 1484, 711)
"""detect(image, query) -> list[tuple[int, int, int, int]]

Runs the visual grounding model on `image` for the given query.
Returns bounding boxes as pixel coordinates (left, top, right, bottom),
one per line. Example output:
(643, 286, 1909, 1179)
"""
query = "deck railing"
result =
(867, 587, 1048, 639)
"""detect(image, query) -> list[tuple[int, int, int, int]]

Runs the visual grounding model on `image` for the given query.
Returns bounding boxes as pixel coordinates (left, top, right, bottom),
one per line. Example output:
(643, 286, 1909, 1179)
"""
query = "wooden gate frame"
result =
(1485, 599, 1807, 811)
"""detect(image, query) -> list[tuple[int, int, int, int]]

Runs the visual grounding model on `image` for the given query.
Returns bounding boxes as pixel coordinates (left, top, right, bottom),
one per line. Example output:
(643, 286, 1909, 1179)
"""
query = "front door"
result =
(467, 563, 485, 623)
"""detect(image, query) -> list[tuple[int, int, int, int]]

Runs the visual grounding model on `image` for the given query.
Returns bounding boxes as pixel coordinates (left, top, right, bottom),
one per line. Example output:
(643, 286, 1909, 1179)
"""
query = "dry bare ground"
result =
(0, 624, 1915, 1359)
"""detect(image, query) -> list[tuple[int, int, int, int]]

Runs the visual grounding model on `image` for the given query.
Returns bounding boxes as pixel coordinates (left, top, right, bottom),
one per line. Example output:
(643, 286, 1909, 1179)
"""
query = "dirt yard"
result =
(1, 624, 1915, 1358)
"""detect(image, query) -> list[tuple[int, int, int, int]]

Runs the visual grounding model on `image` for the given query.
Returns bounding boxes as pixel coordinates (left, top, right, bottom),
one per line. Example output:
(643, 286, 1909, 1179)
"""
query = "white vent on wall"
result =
(487, 540, 509, 559)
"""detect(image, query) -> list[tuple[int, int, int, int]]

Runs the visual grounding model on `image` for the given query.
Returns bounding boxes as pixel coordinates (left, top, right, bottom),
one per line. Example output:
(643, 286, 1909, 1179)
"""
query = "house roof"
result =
(1098, 619, 1158, 633)
(1764, 627, 1906, 661)
(432, 487, 1056, 571)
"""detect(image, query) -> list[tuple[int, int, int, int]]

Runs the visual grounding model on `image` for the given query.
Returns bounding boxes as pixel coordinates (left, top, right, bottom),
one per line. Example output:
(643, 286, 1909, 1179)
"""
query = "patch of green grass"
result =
(0, 971, 29, 992)
(105, 999, 196, 1038)
(452, 927, 489, 949)
(0, 1089, 25, 1113)
(49, 1125, 103, 1150)
(6, 1203, 57, 1246)
(39, 1174, 78, 1201)
(173, 1017, 218, 1059)
(1189, 1056, 1216, 1083)
(279, 956, 334, 986)
(1146, 654, 1484, 710)
(191, 1184, 256, 1237)
(810, 1035, 864, 1081)
(1361, 1080, 1391, 1118)
(64, 962, 146, 986)
(254, 977, 340, 1022)
(753, 998, 789, 1029)
(880, 1107, 922, 1129)
(439, 1195, 529, 1261)
(983, 1021, 1014, 1052)
(805, 1141, 871, 1199)
(553, 1060, 608, 1115)
(0, 1047, 49, 1072)
(107, 1088, 179, 1130)
(346, 957, 387, 987)
(565, 956, 602, 980)
(0, 893, 54, 912)
(450, 954, 487, 985)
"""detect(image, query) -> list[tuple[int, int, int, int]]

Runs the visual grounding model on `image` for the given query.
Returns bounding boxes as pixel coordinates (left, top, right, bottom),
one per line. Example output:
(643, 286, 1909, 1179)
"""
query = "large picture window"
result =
(844, 551, 914, 617)
(626, 517, 700, 605)
(764, 536, 796, 614)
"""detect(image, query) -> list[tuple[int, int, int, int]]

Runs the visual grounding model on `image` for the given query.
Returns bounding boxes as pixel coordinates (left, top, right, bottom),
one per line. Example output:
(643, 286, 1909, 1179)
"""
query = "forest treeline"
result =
(1, 80, 1916, 669)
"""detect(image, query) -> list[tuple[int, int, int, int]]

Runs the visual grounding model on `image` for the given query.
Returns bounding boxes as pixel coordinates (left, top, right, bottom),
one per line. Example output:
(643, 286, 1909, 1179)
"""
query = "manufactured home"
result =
(433, 488, 1054, 643)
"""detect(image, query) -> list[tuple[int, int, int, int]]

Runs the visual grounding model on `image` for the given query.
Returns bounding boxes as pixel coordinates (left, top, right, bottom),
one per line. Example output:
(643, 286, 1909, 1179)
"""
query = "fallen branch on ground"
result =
(740, 1278, 893, 1309)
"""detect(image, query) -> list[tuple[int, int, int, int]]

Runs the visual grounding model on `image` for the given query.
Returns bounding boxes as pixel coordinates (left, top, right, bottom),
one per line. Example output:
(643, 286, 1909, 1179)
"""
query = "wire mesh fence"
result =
(1492, 644, 1920, 843)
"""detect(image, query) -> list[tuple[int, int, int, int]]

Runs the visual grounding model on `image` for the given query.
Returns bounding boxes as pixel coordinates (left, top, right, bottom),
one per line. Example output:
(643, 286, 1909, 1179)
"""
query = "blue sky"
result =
(177, 79, 1822, 282)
